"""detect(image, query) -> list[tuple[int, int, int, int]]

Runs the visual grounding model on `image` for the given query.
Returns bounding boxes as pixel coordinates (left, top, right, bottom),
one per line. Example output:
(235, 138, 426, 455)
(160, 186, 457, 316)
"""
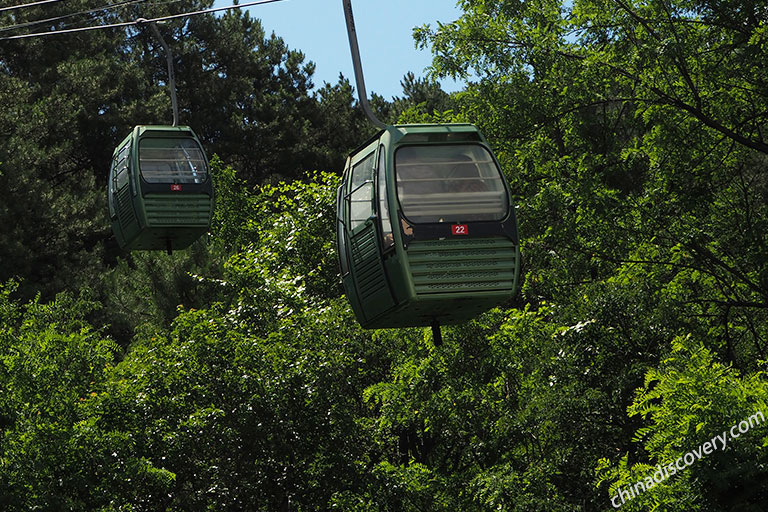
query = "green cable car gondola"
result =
(336, 123, 521, 330)
(108, 125, 213, 252)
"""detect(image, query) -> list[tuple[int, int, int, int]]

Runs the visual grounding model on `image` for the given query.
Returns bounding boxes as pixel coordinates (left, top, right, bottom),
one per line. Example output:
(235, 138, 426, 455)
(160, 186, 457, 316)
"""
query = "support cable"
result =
(0, 0, 285, 41)
(0, 0, 149, 35)
(0, 0, 63, 14)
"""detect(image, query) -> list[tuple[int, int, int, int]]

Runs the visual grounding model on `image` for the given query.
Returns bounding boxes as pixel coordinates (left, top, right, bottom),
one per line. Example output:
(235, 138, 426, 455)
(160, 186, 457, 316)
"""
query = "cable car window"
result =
(349, 151, 376, 230)
(139, 137, 208, 184)
(377, 148, 394, 249)
(337, 184, 350, 275)
(395, 144, 508, 224)
(117, 142, 130, 163)
(108, 157, 118, 216)
(114, 146, 130, 191)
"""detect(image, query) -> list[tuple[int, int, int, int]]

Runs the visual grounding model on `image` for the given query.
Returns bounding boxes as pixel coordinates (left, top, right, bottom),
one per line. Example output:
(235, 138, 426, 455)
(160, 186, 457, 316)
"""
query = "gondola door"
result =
(342, 141, 395, 325)
(109, 137, 140, 247)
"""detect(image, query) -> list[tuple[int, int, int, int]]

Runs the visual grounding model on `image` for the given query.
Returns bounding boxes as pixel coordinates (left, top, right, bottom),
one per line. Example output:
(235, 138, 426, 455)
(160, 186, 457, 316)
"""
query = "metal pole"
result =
(431, 320, 442, 346)
(342, 0, 386, 130)
(140, 19, 179, 126)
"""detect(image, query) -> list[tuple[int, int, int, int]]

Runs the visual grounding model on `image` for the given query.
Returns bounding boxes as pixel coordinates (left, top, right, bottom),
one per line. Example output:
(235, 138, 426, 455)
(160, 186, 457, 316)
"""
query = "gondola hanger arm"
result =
(137, 18, 179, 127)
(342, 0, 386, 130)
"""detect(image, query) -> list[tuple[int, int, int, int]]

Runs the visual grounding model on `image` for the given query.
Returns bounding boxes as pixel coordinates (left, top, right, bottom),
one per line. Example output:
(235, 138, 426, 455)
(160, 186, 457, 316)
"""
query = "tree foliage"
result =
(1, 0, 767, 510)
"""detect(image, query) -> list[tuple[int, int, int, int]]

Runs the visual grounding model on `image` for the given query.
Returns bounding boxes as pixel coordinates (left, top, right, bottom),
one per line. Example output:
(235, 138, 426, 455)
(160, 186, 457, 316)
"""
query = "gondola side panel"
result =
(348, 221, 395, 324)
(110, 131, 142, 248)
(344, 142, 396, 326)
(337, 177, 368, 322)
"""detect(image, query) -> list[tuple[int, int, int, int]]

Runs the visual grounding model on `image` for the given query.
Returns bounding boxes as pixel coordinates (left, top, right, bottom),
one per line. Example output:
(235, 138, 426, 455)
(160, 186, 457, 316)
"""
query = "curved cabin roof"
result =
(348, 123, 487, 158)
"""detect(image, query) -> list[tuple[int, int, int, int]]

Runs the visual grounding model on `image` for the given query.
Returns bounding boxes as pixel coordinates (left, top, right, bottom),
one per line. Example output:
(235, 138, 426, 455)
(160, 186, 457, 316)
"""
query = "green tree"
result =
(597, 336, 768, 511)
(390, 71, 457, 123)
(415, 0, 768, 368)
(0, 283, 118, 510)
(410, 0, 768, 509)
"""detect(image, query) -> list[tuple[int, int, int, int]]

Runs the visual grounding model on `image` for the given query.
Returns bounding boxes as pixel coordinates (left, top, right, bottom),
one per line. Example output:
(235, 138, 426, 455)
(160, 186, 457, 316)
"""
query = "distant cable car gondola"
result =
(336, 123, 521, 331)
(108, 21, 213, 253)
(108, 125, 213, 253)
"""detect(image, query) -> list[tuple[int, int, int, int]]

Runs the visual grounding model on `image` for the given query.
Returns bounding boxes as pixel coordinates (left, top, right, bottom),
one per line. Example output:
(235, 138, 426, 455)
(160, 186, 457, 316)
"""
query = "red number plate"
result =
(170, 184, 182, 191)
(451, 224, 468, 235)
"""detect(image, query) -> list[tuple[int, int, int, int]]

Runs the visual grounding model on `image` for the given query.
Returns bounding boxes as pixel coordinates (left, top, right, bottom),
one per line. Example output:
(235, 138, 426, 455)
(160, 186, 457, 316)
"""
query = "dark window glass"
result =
(139, 137, 207, 184)
(395, 144, 508, 223)
(114, 142, 130, 190)
(336, 184, 350, 275)
(377, 148, 394, 249)
(349, 152, 376, 230)
(108, 157, 118, 216)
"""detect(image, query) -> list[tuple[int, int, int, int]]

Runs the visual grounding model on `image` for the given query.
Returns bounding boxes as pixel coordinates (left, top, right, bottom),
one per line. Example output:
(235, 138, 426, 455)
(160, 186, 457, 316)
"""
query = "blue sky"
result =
(213, 0, 468, 99)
